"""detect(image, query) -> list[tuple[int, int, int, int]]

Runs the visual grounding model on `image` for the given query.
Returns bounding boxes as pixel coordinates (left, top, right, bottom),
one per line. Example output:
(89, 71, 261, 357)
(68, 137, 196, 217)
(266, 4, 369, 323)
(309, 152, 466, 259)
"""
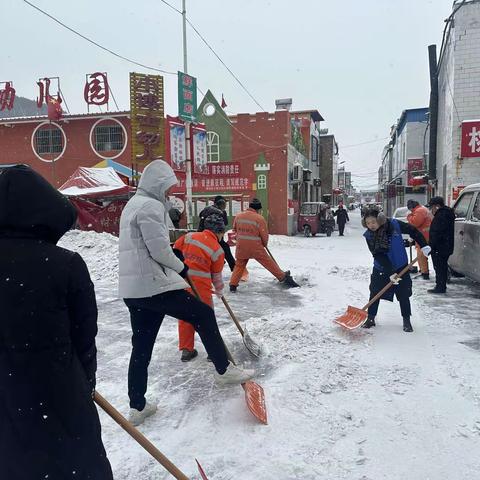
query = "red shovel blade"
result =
(334, 305, 368, 330)
(196, 458, 210, 480)
(242, 380, 268, 425)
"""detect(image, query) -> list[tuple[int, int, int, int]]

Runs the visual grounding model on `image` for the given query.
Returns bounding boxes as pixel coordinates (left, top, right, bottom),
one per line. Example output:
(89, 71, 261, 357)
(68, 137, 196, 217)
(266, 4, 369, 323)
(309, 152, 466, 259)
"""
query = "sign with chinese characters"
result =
(170, 124, 186, 171)
(407, 158, 425, 186)
(206, 162, 241, 176)
(174, 175, 251, 193)
(84, 72, 109, 107)
(0, 81, 15, 111)
(193, 128, 208, 174)
(178, 71, 197, 122)
(130, 72, 164, 166)
(461, 120, 480, 158)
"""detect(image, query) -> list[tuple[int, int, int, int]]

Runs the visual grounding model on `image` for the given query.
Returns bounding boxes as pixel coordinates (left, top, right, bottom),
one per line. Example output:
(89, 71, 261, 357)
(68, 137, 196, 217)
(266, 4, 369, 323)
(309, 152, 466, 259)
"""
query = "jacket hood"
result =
(137, 160, 178, 202)
(0, 165, 77, 243)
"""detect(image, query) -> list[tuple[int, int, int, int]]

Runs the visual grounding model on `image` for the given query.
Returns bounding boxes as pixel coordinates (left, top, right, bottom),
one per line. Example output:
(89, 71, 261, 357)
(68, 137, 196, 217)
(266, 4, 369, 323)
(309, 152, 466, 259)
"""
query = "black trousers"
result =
(220, 238, 236, 271)
(338, 223, 346, 236)
(124, 290, 229, 410)
(432, 251, 449, 291)
(367, 270, 412, 319)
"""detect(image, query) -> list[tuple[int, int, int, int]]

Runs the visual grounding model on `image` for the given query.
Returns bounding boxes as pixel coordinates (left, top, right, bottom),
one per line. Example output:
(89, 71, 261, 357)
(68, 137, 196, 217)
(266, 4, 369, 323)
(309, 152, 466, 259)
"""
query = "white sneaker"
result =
(215, 363, 255, 385)
(128, 401, 157, 426)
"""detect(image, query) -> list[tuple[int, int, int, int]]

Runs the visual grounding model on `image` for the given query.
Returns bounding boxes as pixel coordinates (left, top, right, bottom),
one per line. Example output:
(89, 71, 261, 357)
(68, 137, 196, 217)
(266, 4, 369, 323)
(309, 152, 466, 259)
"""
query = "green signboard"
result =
(178, 71, 197, 122)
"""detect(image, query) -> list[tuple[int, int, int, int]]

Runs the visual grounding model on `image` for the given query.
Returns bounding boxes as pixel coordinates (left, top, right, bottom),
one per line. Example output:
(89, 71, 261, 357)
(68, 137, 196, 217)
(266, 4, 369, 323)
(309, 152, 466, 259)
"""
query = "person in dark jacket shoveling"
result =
(362, 208, 431, 332)
(0, 165, 113, 480)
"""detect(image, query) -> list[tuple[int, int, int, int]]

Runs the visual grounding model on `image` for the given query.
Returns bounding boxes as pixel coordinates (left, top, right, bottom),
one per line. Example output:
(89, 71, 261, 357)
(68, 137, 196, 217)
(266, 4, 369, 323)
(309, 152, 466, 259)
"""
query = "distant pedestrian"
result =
(198, 195, 236, 271)
(168, 206, 182, 229)
(0, 165, 113, 479)
(362, 208, 430, 332)
(333, 203, 350, 236)
(427, 196, 455, 294)
(406, 199, 432, 279)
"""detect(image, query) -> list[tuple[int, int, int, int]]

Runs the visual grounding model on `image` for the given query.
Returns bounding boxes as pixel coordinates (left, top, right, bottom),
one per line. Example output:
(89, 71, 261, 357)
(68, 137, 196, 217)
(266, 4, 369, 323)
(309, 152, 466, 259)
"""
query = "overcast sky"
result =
(4, 0, 454, 188)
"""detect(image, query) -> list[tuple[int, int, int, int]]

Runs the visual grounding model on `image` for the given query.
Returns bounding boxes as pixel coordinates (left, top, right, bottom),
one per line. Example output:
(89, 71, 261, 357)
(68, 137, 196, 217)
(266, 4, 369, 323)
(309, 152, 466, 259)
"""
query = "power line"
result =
(157, 0, 266, 111)
(22, 0, 178, 76)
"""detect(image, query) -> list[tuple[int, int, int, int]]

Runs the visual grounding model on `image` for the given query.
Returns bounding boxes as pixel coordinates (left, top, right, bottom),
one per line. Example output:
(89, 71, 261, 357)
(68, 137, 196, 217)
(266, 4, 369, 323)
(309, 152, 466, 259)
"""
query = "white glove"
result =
(389, 274, 401, 285)
(421, 245, 431, 257)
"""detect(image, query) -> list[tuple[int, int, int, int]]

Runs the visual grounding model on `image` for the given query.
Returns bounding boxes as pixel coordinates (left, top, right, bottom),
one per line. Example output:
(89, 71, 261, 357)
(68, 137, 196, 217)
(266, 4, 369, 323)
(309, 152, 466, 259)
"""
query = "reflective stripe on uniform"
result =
(184, 233, 223, 261)
(188, 269, 212, 279)
(237, 235, 261, 241)
(236, 219, 258, 227)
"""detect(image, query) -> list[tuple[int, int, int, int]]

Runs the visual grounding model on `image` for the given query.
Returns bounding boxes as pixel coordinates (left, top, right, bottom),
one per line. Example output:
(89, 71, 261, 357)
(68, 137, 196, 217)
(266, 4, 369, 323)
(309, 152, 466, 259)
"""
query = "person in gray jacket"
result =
(118, 159, 254, 426)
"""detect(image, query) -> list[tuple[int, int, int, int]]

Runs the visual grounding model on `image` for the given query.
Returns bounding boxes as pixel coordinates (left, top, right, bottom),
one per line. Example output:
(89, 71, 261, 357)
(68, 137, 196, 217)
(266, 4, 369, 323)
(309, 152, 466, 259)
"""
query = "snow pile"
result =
(59, 230, 119, 283)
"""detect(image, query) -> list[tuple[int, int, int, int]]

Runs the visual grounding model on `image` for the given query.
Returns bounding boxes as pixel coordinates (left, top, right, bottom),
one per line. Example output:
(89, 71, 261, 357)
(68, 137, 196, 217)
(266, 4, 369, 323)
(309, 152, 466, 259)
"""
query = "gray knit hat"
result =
(204, 213, 226, 233)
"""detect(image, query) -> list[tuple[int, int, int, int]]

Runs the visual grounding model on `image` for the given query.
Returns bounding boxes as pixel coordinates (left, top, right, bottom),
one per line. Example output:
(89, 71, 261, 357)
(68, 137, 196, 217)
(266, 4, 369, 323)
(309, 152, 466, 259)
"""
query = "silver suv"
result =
(449, 183, 480, 282)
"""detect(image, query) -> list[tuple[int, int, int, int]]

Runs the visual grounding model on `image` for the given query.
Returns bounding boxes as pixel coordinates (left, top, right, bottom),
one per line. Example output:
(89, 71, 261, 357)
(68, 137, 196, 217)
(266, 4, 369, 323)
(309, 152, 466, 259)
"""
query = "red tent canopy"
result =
(59, 167, 133, 199)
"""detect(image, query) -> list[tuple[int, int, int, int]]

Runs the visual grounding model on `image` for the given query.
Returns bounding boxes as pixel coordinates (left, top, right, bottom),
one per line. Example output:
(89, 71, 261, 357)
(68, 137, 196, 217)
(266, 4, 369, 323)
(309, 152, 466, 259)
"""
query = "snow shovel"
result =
(334, 257, 418, 330)
(94, 391, 209, 479)
(221, 295, 261, 357)
(186, 277, 268, 425)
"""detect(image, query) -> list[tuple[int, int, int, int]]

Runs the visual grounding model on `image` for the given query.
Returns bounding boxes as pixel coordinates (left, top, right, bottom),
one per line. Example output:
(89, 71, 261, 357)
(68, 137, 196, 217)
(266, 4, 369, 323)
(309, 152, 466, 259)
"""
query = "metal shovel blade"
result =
(195, 459, 210, 480)
(243, 326, 261, 357)
(242, 381, 268, 425)
(334, 305, 368, 330)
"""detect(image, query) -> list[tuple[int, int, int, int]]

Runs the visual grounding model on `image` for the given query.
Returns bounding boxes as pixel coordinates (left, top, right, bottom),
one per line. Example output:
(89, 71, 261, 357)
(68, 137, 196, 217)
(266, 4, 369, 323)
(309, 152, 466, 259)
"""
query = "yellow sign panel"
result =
(130, 72, 165, 168)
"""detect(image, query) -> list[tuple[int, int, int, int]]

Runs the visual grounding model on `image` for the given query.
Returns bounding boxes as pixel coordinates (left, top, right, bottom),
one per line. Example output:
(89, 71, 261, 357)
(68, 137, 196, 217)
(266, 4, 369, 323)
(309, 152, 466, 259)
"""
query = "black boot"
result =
(428, 287, 446, 294)
(229, 285, 237, 293)
(181, 349, 198, 362)
(282, 272, 300, 288)
(403, 317, 413, 332)
(421, 273, 430, 280)
(362, 315, 376, 328)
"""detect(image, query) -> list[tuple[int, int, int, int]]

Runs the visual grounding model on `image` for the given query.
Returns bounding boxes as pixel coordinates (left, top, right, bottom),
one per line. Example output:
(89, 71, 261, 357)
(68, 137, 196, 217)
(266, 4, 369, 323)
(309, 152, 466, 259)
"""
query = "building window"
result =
(94, 124, 124, 152)
(311, 136, 319, 163)
(34, 126, 63, 154)
(257, 174, 267, 189)
(207, 131, 220, 163)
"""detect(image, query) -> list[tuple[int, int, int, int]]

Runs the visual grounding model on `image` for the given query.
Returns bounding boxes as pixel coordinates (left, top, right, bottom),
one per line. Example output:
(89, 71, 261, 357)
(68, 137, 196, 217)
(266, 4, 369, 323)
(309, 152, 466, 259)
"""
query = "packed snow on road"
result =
(59, 211, 480, 480)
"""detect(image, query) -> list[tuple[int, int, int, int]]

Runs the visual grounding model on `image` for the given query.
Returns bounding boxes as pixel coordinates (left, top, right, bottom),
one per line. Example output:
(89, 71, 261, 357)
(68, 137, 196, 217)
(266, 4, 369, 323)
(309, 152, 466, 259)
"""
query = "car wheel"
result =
(448, 266, 464, 278)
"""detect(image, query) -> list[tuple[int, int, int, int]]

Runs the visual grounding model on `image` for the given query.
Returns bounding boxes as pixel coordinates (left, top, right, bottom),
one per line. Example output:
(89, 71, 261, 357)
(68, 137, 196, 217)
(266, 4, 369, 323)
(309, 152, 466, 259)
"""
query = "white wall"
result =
(437, 0, 480, 204)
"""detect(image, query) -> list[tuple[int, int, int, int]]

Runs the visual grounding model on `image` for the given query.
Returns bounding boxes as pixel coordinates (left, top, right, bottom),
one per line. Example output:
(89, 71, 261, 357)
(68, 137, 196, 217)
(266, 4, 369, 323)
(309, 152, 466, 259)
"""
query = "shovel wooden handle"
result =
(265, 246, 281, 269)
(93, 392, 190, 480)
(221, 296, 245, 336)
(362, 257, 418, 311)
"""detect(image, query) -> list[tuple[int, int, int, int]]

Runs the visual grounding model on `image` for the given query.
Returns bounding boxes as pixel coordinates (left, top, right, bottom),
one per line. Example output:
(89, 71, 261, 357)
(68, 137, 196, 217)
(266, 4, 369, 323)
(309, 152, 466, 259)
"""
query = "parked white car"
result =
(449, 183, 480, 283)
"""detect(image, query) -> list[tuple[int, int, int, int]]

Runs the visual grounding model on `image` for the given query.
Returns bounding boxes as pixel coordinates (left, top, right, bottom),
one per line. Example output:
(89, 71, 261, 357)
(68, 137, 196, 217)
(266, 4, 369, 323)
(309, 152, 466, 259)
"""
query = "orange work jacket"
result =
(407, 205, 432, 241)
(174, 230, 225, 290)
(233, 208, 269, 259)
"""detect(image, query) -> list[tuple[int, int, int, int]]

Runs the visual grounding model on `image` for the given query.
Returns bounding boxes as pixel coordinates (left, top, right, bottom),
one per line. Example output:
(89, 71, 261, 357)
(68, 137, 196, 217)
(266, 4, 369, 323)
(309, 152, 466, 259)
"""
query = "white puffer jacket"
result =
(118, 160, 187, 298)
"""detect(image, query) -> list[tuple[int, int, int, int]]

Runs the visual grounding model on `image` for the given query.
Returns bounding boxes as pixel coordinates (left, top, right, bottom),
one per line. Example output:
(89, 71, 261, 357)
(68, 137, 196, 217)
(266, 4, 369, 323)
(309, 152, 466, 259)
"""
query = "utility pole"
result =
(182, 0, 193, 229)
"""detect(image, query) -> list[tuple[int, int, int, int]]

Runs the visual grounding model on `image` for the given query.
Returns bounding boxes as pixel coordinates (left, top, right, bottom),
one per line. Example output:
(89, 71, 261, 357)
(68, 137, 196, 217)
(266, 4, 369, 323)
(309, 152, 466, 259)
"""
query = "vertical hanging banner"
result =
(178, 71, 197, 122)
(170, 123, 186, 171)
(192, 126, 208, 174)
(130, 72, 164, 167)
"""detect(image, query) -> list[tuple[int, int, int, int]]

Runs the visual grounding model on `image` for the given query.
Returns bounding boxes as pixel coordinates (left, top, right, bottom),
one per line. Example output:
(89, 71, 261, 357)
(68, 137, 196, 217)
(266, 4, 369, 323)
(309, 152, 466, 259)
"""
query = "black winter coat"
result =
(198, 205, 228, 231)
(334, 208, 349, 225)
(429, 206, 455, 256)
(0, 166, 113, 480)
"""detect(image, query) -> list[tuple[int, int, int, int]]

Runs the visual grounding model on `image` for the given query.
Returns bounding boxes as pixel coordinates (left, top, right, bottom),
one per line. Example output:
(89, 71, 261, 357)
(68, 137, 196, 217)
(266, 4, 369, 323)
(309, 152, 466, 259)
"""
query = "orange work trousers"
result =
(178, 286, 213, 351)
(416, 244, 429, 274)
(230, 249, 285, 286)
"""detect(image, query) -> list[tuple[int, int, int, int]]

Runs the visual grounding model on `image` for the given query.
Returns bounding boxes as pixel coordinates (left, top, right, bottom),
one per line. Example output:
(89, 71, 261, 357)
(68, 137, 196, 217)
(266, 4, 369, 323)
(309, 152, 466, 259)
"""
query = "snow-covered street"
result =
(60, 210, 480, 480)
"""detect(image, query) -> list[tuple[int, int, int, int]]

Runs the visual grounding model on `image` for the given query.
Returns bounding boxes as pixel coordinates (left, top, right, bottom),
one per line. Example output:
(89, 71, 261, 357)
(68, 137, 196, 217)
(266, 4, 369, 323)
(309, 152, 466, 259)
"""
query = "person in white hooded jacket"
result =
(118, 159, 254, 426)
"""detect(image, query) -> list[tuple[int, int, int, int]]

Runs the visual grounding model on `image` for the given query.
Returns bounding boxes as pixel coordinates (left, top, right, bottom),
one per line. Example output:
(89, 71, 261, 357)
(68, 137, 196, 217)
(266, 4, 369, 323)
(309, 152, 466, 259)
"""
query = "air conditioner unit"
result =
(302, 169, 312, 182)
(313, 178, 321, 187)
(291, 164, 302, 183)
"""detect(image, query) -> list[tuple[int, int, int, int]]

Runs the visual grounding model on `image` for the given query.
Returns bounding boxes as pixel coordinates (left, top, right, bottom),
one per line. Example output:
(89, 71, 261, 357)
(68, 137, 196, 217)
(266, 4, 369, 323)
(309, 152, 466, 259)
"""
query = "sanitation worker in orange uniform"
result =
(174, 213, 226, 362)
(407, 199, 432, 279)
(229, 198, 299, 292)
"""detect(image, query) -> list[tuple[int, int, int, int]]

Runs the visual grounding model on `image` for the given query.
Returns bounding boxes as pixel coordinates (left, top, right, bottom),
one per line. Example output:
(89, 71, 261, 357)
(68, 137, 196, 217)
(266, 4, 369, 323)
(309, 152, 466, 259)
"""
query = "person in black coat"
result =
(427, 196, 455, 294)
(362, 208, 430, 332)
(333, 204, 350, 236)
(0, 165, 113, 480)
(168, 206, 182, 228)
(198, 195, 236, 271)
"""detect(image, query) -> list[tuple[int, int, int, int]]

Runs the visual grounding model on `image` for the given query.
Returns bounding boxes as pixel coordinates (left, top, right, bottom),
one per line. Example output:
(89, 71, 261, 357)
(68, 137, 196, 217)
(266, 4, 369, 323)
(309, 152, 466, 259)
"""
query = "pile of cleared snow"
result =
(59, 230, 119, 283)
